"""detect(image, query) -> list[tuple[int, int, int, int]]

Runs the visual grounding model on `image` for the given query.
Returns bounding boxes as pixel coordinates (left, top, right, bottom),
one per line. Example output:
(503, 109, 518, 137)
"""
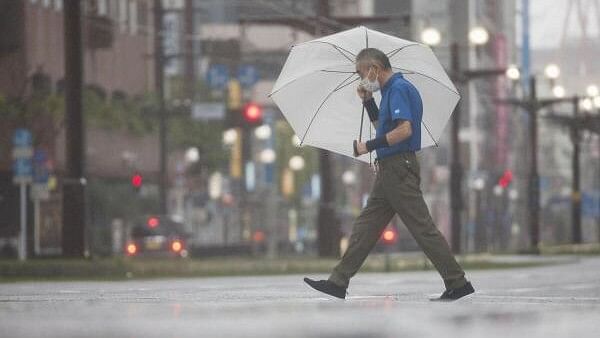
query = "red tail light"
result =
(126, 242, 137, 256)
(171, 240, 183, 252)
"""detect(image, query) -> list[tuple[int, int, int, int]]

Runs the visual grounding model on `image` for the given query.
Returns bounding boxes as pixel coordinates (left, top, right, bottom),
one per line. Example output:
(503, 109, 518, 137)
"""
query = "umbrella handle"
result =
(359, 105, 365, 141)
(353, 140, 359, 157)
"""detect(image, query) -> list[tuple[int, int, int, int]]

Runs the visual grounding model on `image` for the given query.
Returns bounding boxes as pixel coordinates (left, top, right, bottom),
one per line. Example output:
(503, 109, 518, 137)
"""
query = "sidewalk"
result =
(0, 252, 577, 283)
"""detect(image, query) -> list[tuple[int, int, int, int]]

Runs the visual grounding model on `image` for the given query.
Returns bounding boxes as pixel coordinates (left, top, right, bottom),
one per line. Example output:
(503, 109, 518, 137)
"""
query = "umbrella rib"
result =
(392, 67, 459, 96)
(421, 120, 439, 147)
(299, 72, 358, 145)
(386, 44, 421, 58)
(320, 70, 357, 74)
(269, 66, 356, 98)
(304, 41, 356, 62)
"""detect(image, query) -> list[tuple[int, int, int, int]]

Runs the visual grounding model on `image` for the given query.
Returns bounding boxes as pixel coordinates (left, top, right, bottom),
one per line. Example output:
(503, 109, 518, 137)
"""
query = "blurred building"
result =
(0, 0, 156, 255)
(408, 1, 519, 252)
(533, 39, 600, 245)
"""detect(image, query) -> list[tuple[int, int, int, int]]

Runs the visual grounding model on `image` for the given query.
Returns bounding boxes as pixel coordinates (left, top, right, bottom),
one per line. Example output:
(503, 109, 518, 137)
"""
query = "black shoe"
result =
(430, 281, 475, 301)
(304, 277, 347, 299)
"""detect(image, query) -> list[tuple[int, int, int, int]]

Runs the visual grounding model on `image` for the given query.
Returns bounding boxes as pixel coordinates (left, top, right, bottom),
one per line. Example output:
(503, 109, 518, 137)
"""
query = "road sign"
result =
(12, 128, 33, 261)
(191, 102, 226, 121)
(12, 158, 33, 184)
(12, 128, 33, 184)
(238, 64, 259, 88)
(206, 64, 229, 90)
(13, 128, 32, 147)
(33, 149, 50, 184)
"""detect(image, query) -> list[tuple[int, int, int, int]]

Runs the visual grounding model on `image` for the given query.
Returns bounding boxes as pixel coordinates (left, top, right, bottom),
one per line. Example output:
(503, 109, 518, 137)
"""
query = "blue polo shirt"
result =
(375, 72, 423, 159)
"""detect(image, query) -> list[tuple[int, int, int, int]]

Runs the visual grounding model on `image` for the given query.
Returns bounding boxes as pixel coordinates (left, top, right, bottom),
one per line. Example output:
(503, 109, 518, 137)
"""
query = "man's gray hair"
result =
(356, 48, 392, 70)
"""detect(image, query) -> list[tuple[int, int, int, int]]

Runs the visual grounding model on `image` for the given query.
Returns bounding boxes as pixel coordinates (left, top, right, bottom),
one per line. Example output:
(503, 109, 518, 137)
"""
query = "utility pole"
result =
(528, 77, 540, 251)
(498, 77, 577, 252)
(184, 0, 195, 100)
(544, 97, 600, 244)
(449, 42, 463, 254)
(62, 0, 85, 257)
(570, 97, 582, 244)
(315, 0, 338, 257)
(154, 0, 168, 215)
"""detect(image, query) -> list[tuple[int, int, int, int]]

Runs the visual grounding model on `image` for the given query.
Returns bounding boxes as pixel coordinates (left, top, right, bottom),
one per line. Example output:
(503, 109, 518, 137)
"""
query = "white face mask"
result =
(359, 67, 380, 92)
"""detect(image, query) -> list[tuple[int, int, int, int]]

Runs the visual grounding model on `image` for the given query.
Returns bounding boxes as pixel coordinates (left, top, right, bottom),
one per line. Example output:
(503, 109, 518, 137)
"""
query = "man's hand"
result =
(353, 140, 368, 157)
(357, 85, 372, 101)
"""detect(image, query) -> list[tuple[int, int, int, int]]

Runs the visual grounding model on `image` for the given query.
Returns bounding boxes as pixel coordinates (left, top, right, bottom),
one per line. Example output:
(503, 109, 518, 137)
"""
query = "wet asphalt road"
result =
(1, 256, 599, 338)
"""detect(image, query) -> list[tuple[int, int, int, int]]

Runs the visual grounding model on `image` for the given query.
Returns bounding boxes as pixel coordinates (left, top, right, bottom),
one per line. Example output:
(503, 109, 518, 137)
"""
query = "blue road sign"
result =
(13, 128, 32, 147)
(238, 64, 259, 88)
(582, 192, 599, 218)
(33, 149, 50, 184)
(206, 64, 229, 90)
(13, 158, 33, 178)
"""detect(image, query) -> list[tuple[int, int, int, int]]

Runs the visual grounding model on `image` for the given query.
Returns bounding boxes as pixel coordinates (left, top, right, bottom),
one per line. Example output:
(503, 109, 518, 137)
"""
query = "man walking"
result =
(304, 48, 474, 301)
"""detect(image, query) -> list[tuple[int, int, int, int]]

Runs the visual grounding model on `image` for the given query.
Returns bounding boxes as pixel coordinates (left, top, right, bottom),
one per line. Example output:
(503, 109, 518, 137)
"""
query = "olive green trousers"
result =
(328, 151, 467, 290)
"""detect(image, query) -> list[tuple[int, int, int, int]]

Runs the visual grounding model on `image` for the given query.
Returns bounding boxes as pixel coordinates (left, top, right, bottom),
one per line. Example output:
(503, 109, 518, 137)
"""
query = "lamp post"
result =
(423, 26, 507, 253)
(545, 92, 600, 244)
(497, 61, 584, 252)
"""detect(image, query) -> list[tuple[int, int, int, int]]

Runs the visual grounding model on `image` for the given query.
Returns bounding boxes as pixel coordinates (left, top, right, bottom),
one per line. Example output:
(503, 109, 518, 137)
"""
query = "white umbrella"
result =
(269, 26, 459, 163)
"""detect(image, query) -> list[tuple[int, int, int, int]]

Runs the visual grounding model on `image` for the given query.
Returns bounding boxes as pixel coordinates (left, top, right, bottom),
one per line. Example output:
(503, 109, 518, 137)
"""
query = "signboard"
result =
(12, 128, 33, 184)
(206, 64, 229, 90)
(238, 64, 259, 88)
(192, 102, 226, 121)
(32, 149, 50, 200)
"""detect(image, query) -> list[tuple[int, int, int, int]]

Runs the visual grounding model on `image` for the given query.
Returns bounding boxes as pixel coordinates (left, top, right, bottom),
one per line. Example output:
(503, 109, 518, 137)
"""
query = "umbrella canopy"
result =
(269, 26, 460, 163)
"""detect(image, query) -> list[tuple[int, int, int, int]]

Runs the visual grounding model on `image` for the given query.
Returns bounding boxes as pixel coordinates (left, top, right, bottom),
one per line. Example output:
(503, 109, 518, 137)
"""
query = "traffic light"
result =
(498, 169, 513, 188)
(243, 102, 263, 126)
(147, 216, 160, 228)
(131, 173, 143, 192)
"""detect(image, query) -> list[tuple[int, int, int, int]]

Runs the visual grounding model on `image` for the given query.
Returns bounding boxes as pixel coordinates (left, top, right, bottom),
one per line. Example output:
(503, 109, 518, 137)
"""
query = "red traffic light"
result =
(243, 102, 262, 123)
(498, 169, 513, 188)
(252, 230, 265, 243)
(131, 173, 143, 188)
(147, 216, 159, 228)
(381, 227, 397, 245)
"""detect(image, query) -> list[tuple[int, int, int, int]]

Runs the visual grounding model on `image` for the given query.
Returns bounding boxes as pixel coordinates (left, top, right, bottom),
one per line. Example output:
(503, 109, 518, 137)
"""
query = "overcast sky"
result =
(530, 0, 599, 48)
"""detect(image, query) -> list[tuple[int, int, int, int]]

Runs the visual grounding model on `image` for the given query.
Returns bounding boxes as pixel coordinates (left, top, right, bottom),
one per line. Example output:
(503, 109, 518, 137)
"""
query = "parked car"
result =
(125, 215, 190, 258)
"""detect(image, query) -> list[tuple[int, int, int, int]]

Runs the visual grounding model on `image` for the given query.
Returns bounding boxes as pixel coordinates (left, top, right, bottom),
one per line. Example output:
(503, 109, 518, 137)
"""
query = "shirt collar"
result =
(381, 72, 403, 92)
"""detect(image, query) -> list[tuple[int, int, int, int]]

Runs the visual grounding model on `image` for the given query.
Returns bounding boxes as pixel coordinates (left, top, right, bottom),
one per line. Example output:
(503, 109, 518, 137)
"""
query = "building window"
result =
(54, 0, 63, 11)
(109, 0, 119, 21)
(138, 1, 148, 31)
(129, 1, 138, 35)
(97, 0, 108, 15)
(42, 0, 51, 8)
(119, 0, 128, 33)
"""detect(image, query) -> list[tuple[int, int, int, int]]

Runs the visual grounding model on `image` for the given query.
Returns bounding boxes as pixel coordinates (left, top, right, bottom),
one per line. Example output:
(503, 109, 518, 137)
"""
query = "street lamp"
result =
(593, 96, 600, 108)
(342, 170, 356, 186)
(552, 85, 566, 98)
(289, 155, 305, 171)
(259, 148, 276, 164)
(544, 64, 561, 80)
(581, 98, 593, 112)
(254, 124, 271, 140)
(421, 27, 441, 46)
(185, 147, 199, 163)
(468, 26, 489, 46)
(291, 134, 302, 147)
(586, 84, 599, 97)
(223, 128, 238, 146)
(506, 65, 520, 81)
(421, 24, 500, 253)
